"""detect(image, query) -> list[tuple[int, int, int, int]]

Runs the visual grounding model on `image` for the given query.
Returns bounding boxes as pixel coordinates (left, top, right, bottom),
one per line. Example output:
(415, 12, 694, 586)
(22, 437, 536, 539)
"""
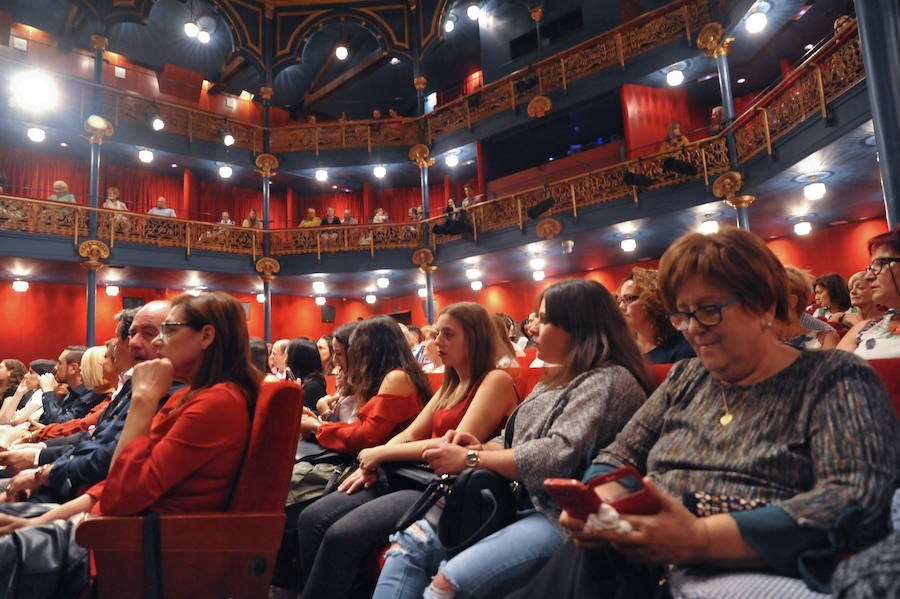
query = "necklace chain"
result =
(719, 385, 734, 426)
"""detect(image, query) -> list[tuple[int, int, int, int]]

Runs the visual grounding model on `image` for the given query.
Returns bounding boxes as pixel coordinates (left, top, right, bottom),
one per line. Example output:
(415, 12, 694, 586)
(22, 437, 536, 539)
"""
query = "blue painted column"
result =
(260, 10, 276, 342)
(85, 36, 108, 347)
(854, 1, 900, 228)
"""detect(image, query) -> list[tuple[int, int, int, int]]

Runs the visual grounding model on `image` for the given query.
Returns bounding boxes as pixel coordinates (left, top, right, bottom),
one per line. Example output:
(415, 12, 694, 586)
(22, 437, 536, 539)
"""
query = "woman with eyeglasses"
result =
(618, 267, 694, 364)
(837, 226, 900, 357)
(508, 227, 897, 598)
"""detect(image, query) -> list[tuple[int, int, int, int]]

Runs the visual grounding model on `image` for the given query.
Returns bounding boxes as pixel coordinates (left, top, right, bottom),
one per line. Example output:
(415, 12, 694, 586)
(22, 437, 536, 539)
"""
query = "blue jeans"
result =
(373, 510, 563, 599)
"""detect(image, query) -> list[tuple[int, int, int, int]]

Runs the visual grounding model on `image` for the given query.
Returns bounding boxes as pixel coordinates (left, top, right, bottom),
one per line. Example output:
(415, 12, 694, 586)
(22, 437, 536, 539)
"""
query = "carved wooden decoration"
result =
(527, 96, 552, 118)
(78, 240, 110, 270)
(255, 257, 281, 282)
(412, 248, 437, 272)
(535, 218, 562, 240)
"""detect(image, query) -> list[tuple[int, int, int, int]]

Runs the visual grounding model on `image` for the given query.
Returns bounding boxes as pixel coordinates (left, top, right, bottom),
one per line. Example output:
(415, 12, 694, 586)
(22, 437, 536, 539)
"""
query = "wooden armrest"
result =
(76, 512, 285, 599)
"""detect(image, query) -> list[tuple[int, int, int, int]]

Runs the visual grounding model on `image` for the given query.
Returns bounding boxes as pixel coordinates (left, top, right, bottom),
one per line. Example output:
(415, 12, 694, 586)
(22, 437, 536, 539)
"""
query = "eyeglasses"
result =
(865, 257, 900, 276)
(159, 321, 192, 338)
(618, 294, 641, 306)
(668, 297, 741, 331)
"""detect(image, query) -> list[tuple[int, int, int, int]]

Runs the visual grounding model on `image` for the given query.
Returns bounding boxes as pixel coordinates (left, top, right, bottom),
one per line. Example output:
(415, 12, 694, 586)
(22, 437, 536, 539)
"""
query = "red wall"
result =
(621, 84, 710, 159)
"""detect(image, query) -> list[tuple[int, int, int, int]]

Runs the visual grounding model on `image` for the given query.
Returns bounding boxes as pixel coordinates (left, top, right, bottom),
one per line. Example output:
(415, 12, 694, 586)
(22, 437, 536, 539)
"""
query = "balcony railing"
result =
(0, 23, 867, 264)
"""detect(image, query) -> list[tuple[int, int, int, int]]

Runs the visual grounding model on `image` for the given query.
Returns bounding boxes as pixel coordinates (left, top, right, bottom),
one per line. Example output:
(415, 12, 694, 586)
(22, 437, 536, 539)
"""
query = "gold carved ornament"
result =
(78, 240, 110, 271)
(414, 77, 427, 91)
(258, 86, 274, 101)
(712, 171, 755, 210)
(255, 153, 279, 178)
(83, 115, 114, 145)
(530, 7, 544, 22)
(535, 218, 562, 240)
(696, 23, 734, 58)
(408, 144, 436, 168)
(527, 96, 552, 118)
(255, 257, 281, 282)
(412, 248, 437, 272)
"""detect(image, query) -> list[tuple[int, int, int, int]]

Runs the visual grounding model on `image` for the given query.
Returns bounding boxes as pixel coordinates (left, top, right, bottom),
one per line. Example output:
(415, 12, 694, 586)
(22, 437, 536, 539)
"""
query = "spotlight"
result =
(466, 3, 481, 20)
(184, 21, 199, 38)
(365, 294, 376, 304)
(256, 293, 266, 303)
(373, 165, 386, 178)
(26, 127, 46, 142)
(197, 27, 211, 44)
(146, 104, 165, 131)
(11, 70, 59, 113)
(315, 169, 328, 182)
(219, 123, 235, 146)
(389, 57, 401, 65)
(804, 182, 826, 200)
(444, 15, 456, 33)
(699, 219, 719, 235)
(312, 280, 327, 294)
(315, 296, 326, 306)
(218, 165, 233, 178)
(794, 221, 812, 236)
(376, 276, 390, 289)
(532, 271, 545, 281)
(335, 44, 349, 61)
(666, 67, 685, 86)
(105, 285, 120, 297)
(138, 148, 154, 163)
(465, 267, 481, 280)
(444, 153, 459, 168)
(621, 238, 637, 252)
(529, 257, 545, 270)
(745, 2, 771, 34)
(418, 287, 427, 298)
(11, 280, 29, 293)
(470, 280, 483, 291)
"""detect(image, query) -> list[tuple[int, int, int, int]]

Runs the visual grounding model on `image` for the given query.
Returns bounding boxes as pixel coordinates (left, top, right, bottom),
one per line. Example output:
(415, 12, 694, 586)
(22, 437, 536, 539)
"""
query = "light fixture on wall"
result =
(315, 168, 328, 182)
(665, 62, 687, 86)
(312, 280, 326, 294)
(219, 120, 235, 147)
(218, 164, 233, 178)
(532, 271, 545, 281)
(745, 1, 771, 34)
(376, 276, 390, 289)
(465, 267, 481, 280)
(105, 285, 120, 297)
(418, 287, 428, 298)
(699, 218, 719, 235)
(794, 220, 812, 235)
(621, 237, 637, 252)
(365, 294, 377, 304)
(466, 3, 481, 20)
(444, 14, 457, 33)
(529, 257, 545, 271)
(138, 148, 154, 163)
(256, 292, 266, 303)
(373, 165, 386, 179)
(444, 150, 460, 167)
(470, 280, 483, 291)
(335, 44, 349, 61)
(146, 104, 165, 131)
(11, 279, 28, 293)
(26, 127, 46, 142)
(315, 296, 326, 306)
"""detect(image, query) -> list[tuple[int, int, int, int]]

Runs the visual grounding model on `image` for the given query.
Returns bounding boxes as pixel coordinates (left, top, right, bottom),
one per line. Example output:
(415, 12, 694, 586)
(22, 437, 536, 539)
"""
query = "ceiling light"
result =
(138, 148, 154, 163)
(418, 287, 427, 298)
(218, 165, 233, 178)
(803, 182, 826, 200)
(11, 280, 28, 293)
(745, 1, 771, 34)
(335, 44, 349, 61)
(529, 257, 545, 270)
(389, 57, 400, 65)
(315, 168, 328, 182)
(105, 285, 120, 297)
(445, 153, 459, 167)
(532, 271, 545, 281)
(26, 127, 46, 142)
(59, 142, 68, 147)
(470, 280, 483, 291)
(11, 70, 59, 113)
(197, 27, 211, 44)
(219, 122, 235, 146)
(146, 104, 165, 131)
(315, 296, 326, 306)
(737, 77, 747, 84)
(365, 294, 376, 304)
(465, 267, 480, 280)
(373, 165, 386, 178)
(444, 14, 456, 33)
(466, 3, 481, 20)
(666, 67, 685, 86)
(699, 219, 719, 235)
(794, 221, 812, 236)
(312, 280, 326, 294)
(256, 292, 266, 303)
(376, 276, 390, 288)
(621, 238, 637, 252)
(804, 43, 814, 51)
(188, 288, 202, 297)
(184, 21, 199, 38)
(171, 163, 178, 168)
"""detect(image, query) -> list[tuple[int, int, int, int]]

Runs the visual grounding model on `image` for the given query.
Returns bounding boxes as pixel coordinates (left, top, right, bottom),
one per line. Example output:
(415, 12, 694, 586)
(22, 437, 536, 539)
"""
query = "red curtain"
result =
(102, 163, 183, 215)
(620, 84, 710, 159)
(0, 145, 91, 200)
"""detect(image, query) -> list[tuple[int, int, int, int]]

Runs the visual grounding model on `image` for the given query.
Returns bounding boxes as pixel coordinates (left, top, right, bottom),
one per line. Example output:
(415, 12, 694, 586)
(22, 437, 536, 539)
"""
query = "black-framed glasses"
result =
(865, 257, 900, 276)
(618, 294, 641, 306)
(159, 321, 192, 338)
(668, 297, 741, 331)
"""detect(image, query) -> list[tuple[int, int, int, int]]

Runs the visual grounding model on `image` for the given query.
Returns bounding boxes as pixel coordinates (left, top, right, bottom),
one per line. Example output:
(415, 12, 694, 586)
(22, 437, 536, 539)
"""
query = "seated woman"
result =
(421, 327, 444, 374)
(315, 323, 359, 422)
(491, 313, 521, 367)
(273, 316, 432, 593)
(297, 302, 519, 599)
(838, 226, 900, 358)
(811, 272, 852, 323)
(432, 198, 470, 235)
(285, 337, 327, 412)
(316, 334, 336, 375)
(373, 278, 654, 599)
(659, 122, 689, 153)
(840, 269, 883, 328)
(0, 360, 25, 402)
(618, 267, 695, 363)
(780, 266, 839, 349)
(0, 291, 260, 597)
(509, 227, 898, 598)
(0, 359, 54, 430)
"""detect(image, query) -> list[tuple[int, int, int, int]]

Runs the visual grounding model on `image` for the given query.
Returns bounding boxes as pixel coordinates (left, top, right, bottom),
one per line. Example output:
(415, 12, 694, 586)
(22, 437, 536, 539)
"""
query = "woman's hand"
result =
(422, 442, 468, 475)
(563, 478, 709, 565)
(337, 467, 377, 494)
(130, 359, 175, 412)
(0, 512, 32, 535)
(440, 429, 482, 449)
(299, 413, 320, 437)
(357, 447, 385, 472)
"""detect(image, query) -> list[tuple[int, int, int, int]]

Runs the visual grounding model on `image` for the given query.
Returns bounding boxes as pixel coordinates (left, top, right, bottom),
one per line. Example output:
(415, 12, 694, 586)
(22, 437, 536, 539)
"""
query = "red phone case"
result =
(586, 466, 661, 515)
(542, 478, 601, 520)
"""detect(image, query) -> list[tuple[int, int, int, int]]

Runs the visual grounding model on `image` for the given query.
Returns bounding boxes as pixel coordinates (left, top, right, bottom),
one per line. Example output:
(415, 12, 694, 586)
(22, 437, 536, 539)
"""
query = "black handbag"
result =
(395, 468, 518, 554)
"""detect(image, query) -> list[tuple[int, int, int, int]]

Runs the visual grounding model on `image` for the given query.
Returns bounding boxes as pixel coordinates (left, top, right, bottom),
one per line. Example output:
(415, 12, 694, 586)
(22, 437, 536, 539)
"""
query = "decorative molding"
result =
(258, 86, 274, 100)
(83, 115, 114, 144)
(255, 153, 280, 178)
(78, 240, 110, 270)
(90, 35, 109, 52)
(530, 7, 544, 22)
(255, 256, 281, 282)
(696, 22, 733, 58)
(527, 96, 552, 118)
(535, 218, 562, 240)
(412, 248, 437, 271)
(413, 76, 427, 91)
(408, 143, 435, 168)
(712, 170, 743, 200)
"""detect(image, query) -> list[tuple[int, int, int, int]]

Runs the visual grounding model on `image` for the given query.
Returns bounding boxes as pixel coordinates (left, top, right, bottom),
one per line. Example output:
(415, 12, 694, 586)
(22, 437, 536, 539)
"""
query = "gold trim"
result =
(78, 240, 110, 271)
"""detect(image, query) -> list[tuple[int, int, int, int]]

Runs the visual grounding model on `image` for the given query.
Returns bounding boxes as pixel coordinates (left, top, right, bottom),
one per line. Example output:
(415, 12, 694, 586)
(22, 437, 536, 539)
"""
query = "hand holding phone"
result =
(543, 478, 601, 520)
(544, 466, 661, 521)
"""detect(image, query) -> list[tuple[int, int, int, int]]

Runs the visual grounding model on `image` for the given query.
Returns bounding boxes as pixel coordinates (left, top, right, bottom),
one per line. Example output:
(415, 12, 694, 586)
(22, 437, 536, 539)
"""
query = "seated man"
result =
(147, 196, 176, 218)
(38, 346, 96, 425)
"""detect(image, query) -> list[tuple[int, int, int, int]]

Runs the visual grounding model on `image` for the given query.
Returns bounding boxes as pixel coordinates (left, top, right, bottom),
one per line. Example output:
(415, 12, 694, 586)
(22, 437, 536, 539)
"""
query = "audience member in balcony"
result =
(297, 302, 519, 599)
(342, 209, 358, 225)
(0, 170, 6, 194)
(509, 227, 898, 598)
(837, 226, 900, 358)
(810, 272, 852, 324)
(48, 180, 75, 203)
(432, 198, 470, 235)
(299, 207, 321, 227)
(0, 291, 260, 597)
(401, 206, 422, 240)
(218, 210, 234, 226)
(461, 183, 483, 207)
(103, 187, 130, 234)
(241, 208, 262, 228)
(709, 105, 725, 134)
(780, 266, 840, 349)
(374, 278, 653, 599)
(372, 207, 389, 223)
(285, 337, 327, 413)
(320, 207, 341, 251)
(147, 196, 176, 218)
(38, 345, 97, 425)
(658, 122, 689, 153)
(618, 267, 695, 364)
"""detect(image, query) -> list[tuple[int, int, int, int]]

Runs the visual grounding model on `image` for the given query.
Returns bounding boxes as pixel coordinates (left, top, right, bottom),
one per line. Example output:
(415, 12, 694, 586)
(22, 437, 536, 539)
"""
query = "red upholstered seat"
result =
(75, 381, 303, 599)
(867, 358, 900, 419)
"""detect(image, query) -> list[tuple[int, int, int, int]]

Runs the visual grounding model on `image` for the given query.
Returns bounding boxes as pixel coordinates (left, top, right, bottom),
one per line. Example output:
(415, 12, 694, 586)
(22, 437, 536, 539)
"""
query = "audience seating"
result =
(75, 381, 303, 599)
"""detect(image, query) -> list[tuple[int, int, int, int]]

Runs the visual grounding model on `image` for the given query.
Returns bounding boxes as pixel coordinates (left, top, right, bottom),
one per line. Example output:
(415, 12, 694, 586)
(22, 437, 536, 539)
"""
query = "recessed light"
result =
(59, 142, 68, 148)
(389, 57, 400, 65)
(737, 77, 747, 84)
(804, 43, 814, 51)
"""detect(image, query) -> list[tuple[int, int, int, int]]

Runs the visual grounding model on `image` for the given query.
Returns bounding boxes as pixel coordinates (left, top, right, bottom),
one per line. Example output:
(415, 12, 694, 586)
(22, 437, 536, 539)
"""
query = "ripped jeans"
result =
(373, 509, 563, 599)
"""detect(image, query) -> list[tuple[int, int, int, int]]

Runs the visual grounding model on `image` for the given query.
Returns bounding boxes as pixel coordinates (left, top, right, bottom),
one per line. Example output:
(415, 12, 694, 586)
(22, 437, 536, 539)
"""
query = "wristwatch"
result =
(464, 449, 480, 468)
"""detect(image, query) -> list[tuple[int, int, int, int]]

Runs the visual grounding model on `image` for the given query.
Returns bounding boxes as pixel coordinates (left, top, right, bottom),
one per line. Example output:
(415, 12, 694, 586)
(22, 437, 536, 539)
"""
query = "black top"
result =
(646, 333, 695, 364)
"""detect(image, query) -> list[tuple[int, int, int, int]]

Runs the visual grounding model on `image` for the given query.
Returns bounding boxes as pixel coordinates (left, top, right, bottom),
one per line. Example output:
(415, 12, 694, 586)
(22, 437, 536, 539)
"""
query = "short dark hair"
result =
(64, 345, 88, 366)
(867, 225, 900, 256)
(115, 308, 139, 342)
(249, 337, 269, 375)
(813, 273, 851, 312)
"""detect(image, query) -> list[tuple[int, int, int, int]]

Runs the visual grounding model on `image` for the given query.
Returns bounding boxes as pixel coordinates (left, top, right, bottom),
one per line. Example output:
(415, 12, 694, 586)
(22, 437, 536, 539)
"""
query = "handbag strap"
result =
(395, 474, 454, 531)
(443, 486, 501, 553)
(142, 512, 164, 599)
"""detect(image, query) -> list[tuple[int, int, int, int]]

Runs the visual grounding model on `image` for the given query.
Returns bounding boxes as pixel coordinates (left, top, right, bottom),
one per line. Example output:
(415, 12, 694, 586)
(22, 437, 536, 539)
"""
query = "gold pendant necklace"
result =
(719, 386, 734, 426)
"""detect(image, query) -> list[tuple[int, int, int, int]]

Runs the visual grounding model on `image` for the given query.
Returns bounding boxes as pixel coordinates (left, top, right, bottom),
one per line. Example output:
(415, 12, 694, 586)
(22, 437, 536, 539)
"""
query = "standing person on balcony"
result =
(48, 180, 75, 203)
(147, 196, 175, 217)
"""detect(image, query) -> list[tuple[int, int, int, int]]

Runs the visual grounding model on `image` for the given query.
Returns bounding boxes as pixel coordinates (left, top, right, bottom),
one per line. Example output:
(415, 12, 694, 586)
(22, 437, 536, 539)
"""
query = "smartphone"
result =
(542, 478, 601, 520)
(586, 466, 661, 515)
